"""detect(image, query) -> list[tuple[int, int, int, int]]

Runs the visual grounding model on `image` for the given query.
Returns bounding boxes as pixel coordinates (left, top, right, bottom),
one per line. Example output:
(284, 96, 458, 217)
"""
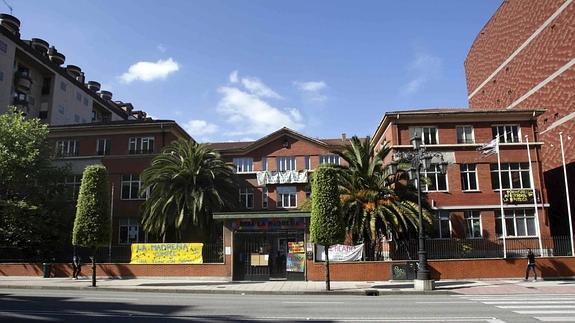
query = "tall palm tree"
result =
(140, 139, 237, 242)
(336, 136, 432, 258)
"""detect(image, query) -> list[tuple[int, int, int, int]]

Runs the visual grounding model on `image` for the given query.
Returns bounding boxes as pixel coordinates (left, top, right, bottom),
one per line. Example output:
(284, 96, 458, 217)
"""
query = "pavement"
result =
(1, 276, 575, 295)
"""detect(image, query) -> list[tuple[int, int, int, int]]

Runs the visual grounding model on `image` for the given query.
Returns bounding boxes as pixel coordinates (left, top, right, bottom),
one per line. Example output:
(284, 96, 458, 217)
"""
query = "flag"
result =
(478, 138, 498, 156)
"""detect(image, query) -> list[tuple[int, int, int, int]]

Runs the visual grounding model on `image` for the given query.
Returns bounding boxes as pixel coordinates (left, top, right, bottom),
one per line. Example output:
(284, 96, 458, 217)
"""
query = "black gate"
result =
(233, 231, 304, 281)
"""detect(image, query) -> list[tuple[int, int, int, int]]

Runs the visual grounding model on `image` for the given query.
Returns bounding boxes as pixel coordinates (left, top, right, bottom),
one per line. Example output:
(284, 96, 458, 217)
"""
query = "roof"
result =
(48, 119, 191, 140)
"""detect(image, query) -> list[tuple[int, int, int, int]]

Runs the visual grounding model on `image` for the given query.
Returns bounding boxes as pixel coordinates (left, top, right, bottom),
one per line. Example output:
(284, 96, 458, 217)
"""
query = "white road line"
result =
(416, 301, 476, 304)
(282, 301, 345, 304)
(78, 297, 139, 301)
(497, 305, 575, 309)
(484, 301, 575, 305)
(514, 310, 575, 314)
(535, 317, 575, 322)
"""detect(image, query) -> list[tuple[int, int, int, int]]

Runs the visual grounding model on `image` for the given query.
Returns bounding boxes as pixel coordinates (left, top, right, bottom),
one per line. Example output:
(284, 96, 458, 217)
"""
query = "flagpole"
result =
(559, 132, 574, 256)
(525, 135, 543, 256)
(496, 140, 507, 258)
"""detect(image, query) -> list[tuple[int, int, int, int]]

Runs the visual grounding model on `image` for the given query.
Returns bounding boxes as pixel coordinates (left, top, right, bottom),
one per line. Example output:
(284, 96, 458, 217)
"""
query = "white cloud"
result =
(216, 85, 304, 136)
(157, 44, 167, 53)
(241, 77, 283, 99)
(294, 80, 328, 102)
(184, 119, 219, 136)
(120, 58, 180, 83)
(400, 51, 442, 96)
(229, 70, 239, 83)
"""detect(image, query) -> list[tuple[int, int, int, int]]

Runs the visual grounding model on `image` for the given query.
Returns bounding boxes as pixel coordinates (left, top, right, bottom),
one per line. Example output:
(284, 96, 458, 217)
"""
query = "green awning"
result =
(213, 211, 310, 220)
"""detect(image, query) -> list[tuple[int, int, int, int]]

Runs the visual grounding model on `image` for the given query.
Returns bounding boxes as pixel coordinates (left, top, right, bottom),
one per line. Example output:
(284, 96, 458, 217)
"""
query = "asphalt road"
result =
(1, 289, 574, 322)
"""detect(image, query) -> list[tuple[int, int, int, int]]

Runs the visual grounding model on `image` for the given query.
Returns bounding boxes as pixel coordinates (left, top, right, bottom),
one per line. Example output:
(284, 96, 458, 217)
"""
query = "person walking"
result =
(72, 254, 82, 279)
(525, 248, 537, 281)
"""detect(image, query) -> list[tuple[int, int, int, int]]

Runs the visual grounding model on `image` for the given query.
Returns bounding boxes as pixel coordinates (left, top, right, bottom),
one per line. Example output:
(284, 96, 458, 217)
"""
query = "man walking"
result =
(72, 254, 82, 279)
(525, 248, 537, 281)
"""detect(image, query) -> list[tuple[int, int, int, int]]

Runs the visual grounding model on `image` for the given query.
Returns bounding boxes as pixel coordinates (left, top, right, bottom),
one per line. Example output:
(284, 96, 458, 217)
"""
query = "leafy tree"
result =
(336, 136, 432, 259)
(140, 139, 237, 242)
(73, 165, 111, 287)
(310, 165, 345, 291)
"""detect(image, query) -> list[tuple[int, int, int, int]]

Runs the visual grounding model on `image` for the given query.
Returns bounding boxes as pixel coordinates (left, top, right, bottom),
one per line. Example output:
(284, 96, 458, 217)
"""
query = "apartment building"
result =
(0, 13, 146, 125)
(48, 119, 190, 245)
(372, 109, 551, 252)
(210, 127, 348, 280)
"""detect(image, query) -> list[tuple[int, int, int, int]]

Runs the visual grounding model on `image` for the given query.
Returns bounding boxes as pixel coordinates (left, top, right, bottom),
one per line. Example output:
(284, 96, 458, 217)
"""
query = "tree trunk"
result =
(91, 248, 96, 287)
(325, 246, 331, 291)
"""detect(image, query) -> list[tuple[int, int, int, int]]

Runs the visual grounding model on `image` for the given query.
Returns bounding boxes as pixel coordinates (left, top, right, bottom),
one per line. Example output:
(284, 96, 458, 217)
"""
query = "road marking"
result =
(78, 297, 139, 301)
(534, 317, 575, 322)
(415, 301, 476, 304)
(514, 310, 575, 314)
(282, 301, 345, 304)
(497, 305, 575, 309)
(483, 301, 575, 305)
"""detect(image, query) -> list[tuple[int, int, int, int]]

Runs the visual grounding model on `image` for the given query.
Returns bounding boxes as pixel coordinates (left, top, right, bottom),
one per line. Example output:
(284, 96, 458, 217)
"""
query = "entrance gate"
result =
(233, 231, 305, 281)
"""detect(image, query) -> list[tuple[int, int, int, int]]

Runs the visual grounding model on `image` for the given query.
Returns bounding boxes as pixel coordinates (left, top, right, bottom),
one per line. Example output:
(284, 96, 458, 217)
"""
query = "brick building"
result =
(464, 0, 575, 236)
(372, 109, 553, 255)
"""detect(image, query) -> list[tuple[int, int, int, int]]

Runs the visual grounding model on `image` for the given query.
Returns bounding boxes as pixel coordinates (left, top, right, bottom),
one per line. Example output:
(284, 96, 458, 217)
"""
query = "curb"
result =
(0, 284, 454, 296)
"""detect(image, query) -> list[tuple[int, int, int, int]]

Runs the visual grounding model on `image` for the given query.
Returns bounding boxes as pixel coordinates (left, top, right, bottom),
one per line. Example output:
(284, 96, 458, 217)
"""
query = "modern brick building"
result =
(371, 109, 553, 255)
(464, 0, 575, 236)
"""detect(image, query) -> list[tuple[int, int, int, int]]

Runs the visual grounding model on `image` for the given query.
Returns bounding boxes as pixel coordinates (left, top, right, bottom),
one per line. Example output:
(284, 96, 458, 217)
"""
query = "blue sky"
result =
(13, 0, 501, 142)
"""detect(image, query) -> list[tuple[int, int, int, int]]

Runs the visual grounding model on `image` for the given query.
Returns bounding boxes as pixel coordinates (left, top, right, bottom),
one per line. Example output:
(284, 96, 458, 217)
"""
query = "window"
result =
(304, 155, 311, 170)
(64, 175, 82, 200)
(233, 158, 253, 173)
(277, 156, 296, 171)
(456, 126, 475, 144)
(490, 163, 531, 190)
(83, 97, 89, 106)
(434, 211, 451, 239)
(492, 125, 520, 143)
(261, 157, 267, 171)
(76, 91, 82, 101)
(55, 140, 79, 157)
(421, 164, 448, 192)
(305, 184, 311, 199)
(495, 209, 536, 237)
(262, 187, 269, 208)
(58, 105, 65, 115)
(239, 187, 254, 209)
(319, 155, 340, 165)
(0, 71, 3, 81)
(60, 81, 67, 91)
(41, 77, 51, 95)
(460, 164, 478, 191)
(465, 210, 482, 238)
(0, 39, 7, 53)
(277, 186, 297, 208)
(97, 138, 111, 155)
(128, 137, 154, 154)
(119, 218, 139, 245)
(412, 126, 438, 145)
(74, 114, 80, 123)
(121, 174, 147, 200)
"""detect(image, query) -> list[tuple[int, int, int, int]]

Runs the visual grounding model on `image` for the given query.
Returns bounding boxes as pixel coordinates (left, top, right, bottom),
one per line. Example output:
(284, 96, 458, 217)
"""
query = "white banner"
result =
(316, 244, 364, 262)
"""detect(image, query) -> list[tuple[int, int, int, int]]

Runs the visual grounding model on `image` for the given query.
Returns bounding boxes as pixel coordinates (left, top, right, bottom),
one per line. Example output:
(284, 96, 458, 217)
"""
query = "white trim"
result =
(540, 111, 575, 135)
(468, 0, 573, 99)
(464, 210, 483, 239)
(392, 142, 544, 149)
(432, 204, 550, 210)
(507, 58, 575, 110)
(456, 125, 475, 144)
(460, 163, 479, 192)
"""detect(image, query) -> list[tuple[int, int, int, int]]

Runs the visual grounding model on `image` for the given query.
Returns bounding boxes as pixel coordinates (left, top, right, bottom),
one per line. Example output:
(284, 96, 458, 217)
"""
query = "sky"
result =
(11, 0, 501, 142)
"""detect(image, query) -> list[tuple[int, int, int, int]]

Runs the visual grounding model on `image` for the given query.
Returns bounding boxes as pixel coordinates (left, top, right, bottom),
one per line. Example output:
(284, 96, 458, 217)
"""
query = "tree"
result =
(140, 139, 237, 242)
(72, 165, 111, 287)
(310, 165, 345, 291)
(337, 136, 431, 259)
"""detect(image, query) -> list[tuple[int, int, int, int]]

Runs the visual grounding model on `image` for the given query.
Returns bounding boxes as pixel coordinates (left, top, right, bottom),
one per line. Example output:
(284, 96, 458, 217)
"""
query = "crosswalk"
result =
(454, 294, 575, 322)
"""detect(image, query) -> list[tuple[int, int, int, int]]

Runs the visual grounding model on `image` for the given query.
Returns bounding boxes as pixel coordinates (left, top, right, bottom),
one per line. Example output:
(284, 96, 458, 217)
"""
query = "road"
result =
(1, 289, 574, 322)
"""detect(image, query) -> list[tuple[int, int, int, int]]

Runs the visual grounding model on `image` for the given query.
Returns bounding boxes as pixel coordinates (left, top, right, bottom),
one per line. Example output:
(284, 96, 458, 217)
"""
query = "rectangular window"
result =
(0, 71, 3, 81)
(305, 184, 311, 199)
(0, 39, 7, 53)
(460, 164, 478, 191)
(76, 91, 82, 101)
(490, 163, 531, 190)
(74, 114, 80, 123)
(239, 187, 254, 209)
(319, 155, 340, 165)
(121, 174, 147, 200)
(58, 105, 65, 115)
(261, 157, 267, 171)
(277, 156, 296, 171)
(492, 125, 520, 143)
(464, 210, 482, 238)
(456, 126, 475, 144)
(262, 187, 269, 208)
(304, 155, 311, 170)
(411, 126, 438, 145)
(277, 186, 297, 208)
(60, 81, 67, 91)
(421, 164, 448, 192)
(64, 175, 82, 200)
(128, 137, 154, 154)
(83, 97, 89, 106)
(119, 218, 139, 245)
(233, 158, 253, 173)
(55, 140, 79, 157)
(97, 138, 111, 155)
(495, 209, 537, 237)
(41, 77, 51, 95)
(435, 211, 451, 239)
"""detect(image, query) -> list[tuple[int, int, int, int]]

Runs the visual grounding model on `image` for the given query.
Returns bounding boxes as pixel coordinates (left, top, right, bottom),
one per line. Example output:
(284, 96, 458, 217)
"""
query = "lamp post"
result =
(389, 129, 447, 290)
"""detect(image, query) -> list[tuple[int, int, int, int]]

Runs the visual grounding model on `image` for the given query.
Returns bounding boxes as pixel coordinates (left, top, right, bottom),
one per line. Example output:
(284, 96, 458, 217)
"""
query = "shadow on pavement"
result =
(370, 280, 476, 290)
(0, 293, 333, 322)
(138, 281, 264, 287)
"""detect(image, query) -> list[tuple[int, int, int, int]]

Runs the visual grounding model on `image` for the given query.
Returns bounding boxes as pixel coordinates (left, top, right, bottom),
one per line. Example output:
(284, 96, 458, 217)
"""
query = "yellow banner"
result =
(130, 243, 203, 264)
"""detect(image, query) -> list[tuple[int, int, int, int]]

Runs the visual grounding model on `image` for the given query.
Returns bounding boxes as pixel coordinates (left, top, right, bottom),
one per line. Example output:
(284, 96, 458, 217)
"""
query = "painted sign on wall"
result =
(130, 243, 203, 264)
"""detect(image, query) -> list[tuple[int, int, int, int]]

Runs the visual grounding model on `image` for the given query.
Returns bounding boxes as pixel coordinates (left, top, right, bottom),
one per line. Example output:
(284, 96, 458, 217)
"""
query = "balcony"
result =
(256, 170, 308, 186)
(14, 71, 32, 92)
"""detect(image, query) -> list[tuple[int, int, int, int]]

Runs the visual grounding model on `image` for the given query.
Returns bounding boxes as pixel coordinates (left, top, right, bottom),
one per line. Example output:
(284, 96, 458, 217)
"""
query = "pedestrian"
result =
(72, 254, 82, 279)
(525, 248, 537, 281)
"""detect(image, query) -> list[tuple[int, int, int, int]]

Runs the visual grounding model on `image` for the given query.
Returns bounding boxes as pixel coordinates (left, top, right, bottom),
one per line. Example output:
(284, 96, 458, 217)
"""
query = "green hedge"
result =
(310, 165, 344, 246)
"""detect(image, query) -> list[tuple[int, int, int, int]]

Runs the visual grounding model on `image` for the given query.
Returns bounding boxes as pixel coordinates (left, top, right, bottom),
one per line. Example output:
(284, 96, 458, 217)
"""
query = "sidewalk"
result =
(1, 277, 575, 295)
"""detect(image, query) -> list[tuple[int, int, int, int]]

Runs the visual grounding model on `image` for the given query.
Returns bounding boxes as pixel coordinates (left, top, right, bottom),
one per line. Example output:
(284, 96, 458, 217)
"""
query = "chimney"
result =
(99, 90, 112, 101)
(87, 81, 101, 92)
(65, 65, 81, 78)
(31, 38, 49, 55)
(48, 46, 65, 65)
(341, 133, 347, 141)
(0, 14, 20, 36)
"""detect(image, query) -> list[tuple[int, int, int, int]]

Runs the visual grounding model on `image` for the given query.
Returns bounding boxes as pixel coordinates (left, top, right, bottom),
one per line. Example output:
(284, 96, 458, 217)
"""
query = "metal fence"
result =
(0, 242, 224, 264)
(385, 236, 573, 261)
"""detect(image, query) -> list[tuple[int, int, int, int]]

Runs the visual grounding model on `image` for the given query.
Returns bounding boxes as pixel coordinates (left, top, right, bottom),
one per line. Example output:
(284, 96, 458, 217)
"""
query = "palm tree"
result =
(336, 136, 432, 259)
(140, 139, 237, 242)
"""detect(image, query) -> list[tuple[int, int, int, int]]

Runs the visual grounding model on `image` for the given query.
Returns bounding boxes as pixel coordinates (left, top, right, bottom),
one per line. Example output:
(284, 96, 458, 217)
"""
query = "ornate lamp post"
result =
(388, 129, 447, 290)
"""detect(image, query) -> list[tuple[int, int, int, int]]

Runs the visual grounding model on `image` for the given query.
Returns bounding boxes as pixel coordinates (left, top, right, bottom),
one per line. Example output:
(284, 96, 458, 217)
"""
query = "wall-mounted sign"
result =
(503, 189, 540, 204)
(130, 243, 203, 264)
(288, 241, 305, 254)
(231, 218, 306, 231)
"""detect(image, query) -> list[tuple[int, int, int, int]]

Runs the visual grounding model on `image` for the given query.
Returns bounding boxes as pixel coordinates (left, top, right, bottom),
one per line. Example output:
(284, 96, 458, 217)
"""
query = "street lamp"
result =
(390, 130, 447, 290)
